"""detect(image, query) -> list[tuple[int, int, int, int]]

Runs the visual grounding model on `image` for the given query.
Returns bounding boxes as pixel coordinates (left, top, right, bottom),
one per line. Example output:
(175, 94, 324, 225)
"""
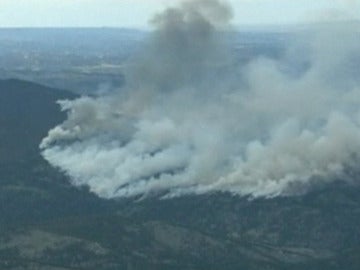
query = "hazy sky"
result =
(0, 0, 359, 28)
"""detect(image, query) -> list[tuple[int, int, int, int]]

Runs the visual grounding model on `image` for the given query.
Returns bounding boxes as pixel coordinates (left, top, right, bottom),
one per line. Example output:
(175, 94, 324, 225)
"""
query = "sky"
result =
(0, 0, 359, 28)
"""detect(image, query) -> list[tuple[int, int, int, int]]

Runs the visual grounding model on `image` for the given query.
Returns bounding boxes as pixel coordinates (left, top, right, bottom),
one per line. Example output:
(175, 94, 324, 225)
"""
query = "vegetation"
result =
(0, 79, 359, 269)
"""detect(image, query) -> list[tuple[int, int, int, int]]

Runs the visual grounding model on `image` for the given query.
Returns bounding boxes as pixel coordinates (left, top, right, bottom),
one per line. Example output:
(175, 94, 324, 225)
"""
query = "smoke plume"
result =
(40, 0, 360, 199)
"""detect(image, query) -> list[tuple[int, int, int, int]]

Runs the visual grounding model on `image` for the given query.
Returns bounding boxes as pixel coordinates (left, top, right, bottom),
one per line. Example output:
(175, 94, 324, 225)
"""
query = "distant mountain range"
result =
(0, 79, 359, 269)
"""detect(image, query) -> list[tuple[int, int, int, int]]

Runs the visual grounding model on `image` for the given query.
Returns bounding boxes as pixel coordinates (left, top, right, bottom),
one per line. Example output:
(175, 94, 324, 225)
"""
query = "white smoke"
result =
(40, 0, 360, 199)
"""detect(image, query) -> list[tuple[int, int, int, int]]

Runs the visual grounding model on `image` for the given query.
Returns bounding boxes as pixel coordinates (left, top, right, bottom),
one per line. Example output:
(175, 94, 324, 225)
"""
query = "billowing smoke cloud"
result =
(40, 0, 360, 199)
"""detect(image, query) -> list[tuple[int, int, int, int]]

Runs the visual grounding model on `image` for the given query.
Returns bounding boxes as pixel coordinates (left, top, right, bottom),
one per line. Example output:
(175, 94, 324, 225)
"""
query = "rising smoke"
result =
(40, 0, 360, 199)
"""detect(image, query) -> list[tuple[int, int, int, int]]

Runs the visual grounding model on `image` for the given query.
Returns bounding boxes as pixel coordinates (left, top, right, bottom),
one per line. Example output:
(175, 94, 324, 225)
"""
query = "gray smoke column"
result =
(40, 0, 360, 199)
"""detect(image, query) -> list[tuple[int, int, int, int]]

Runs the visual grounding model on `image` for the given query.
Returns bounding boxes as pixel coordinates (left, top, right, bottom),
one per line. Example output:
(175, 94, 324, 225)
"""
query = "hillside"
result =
(0, 78, 111, 227)
(0, 79, 77, 163)
(0, 79, 359, 269)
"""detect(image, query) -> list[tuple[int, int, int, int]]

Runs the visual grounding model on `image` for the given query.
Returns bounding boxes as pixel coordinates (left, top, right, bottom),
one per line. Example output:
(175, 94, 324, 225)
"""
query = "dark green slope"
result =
(0, 79, 359, 270)
(0, 79, 76, 164)
(0, 79, 111, 227)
